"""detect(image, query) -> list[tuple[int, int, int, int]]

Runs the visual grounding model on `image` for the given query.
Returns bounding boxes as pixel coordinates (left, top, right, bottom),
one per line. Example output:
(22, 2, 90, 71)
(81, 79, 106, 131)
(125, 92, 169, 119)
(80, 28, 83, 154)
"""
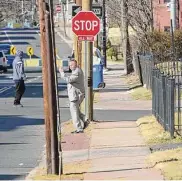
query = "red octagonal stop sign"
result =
(72, 11, 100, 41)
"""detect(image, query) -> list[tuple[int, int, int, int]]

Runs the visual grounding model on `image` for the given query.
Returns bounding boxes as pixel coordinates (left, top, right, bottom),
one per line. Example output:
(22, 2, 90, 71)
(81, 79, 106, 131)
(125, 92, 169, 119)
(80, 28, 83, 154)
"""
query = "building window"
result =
(164, 0, 170, 3)
(164, 26, 170, 32)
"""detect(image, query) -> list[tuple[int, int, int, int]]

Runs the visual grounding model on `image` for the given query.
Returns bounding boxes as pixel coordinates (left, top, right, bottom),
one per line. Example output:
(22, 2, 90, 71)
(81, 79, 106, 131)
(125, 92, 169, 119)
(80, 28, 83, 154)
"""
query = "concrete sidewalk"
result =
(62, 120, 163, 180)
(62, 65, 163, 180)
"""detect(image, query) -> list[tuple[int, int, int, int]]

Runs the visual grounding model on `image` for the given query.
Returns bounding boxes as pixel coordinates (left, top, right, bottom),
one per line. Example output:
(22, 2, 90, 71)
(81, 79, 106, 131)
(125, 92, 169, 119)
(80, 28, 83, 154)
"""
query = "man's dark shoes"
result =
(13, 103, 23, 107)
(71, 130, 83, 134)
(84, 120, 90, 129)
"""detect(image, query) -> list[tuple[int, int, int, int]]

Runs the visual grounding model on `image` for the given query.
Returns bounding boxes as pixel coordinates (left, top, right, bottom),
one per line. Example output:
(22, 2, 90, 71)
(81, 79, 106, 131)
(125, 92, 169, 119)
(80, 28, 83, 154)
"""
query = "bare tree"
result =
(0, 0, 34, 25)
(127, 0, 154, 51)
(105, 0, 134, 74)
(121, 0, 134, 74)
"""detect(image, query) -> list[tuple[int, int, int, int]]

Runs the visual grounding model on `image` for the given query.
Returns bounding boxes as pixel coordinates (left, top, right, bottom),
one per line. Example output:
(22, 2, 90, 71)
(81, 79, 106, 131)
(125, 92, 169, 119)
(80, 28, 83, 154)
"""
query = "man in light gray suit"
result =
(59, 59, 87, 133)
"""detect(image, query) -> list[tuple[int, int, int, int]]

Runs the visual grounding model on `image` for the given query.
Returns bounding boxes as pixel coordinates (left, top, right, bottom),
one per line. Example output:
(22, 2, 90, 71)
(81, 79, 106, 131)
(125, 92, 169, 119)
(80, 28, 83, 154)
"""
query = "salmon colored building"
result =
(153, 0, 182, 31)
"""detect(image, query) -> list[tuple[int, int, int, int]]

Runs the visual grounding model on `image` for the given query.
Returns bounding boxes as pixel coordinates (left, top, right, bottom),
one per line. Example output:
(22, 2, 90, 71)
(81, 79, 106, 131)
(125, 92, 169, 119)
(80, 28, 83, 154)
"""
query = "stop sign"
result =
(72, 11, 100, 40)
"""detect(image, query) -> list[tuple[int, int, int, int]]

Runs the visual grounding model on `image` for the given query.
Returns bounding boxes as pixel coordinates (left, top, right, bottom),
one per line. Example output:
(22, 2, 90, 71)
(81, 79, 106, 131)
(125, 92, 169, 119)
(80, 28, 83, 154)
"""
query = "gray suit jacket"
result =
(62, 67, 85, 102)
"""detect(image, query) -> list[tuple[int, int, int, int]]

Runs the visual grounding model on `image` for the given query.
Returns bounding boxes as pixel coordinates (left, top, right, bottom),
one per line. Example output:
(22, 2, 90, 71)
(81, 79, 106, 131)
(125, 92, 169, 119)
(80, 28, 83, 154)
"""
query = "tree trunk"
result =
(121, 0, 134, 74)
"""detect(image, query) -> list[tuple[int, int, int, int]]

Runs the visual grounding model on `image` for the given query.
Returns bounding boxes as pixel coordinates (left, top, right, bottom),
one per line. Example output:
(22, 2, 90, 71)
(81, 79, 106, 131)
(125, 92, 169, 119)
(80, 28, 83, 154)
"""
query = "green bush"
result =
(106, 39, 112, 50)
(139, 30, 182, 62)
(107, 47, 117, 59)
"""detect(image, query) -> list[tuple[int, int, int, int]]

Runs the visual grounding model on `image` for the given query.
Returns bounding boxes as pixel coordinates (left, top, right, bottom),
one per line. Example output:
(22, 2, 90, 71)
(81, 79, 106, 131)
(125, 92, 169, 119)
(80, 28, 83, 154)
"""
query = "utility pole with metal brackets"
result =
(38, 0, 52, 174)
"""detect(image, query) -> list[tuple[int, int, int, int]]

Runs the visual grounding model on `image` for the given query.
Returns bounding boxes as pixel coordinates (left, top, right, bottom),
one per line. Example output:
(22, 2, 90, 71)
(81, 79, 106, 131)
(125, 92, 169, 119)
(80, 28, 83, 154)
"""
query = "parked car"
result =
(5, 54, 15, 68)
(0, 51, 8, 72)
(0, 44, 11, 54)
(93, 47, 105, 66)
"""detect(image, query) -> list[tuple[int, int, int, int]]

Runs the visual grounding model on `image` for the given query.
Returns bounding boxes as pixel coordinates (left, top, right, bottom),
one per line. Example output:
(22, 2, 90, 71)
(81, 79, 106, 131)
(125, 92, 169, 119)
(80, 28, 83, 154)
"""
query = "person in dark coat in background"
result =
(12, 50, 26, 107)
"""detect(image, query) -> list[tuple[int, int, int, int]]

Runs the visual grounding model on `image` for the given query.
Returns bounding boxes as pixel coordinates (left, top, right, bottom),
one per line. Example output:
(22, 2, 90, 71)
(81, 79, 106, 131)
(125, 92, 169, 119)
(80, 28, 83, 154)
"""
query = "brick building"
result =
(153, 0, 182, 31)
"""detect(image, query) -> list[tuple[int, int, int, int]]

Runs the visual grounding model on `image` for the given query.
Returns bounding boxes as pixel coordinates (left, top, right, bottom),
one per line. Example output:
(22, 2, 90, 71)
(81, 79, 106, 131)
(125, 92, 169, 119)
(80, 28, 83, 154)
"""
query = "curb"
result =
(25, 150, 46, 180)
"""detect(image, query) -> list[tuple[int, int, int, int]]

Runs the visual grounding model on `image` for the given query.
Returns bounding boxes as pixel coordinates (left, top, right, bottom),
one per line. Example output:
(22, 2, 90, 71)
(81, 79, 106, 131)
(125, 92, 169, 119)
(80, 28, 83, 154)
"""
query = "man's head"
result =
(69, 59, 78, 71)
(16, 50, 23, 58)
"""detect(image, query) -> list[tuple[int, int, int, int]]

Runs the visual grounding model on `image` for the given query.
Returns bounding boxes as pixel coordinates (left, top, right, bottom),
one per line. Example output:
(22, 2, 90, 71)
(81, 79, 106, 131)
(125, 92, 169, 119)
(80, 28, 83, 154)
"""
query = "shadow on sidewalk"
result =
(99, 88, 129, 92)
(94, 110, 152, 122)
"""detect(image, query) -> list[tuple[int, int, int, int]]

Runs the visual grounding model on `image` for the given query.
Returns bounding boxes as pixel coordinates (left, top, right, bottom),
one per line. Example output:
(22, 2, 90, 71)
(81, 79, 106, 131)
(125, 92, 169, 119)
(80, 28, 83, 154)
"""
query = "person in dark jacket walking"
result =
(12, 50, 26, 107)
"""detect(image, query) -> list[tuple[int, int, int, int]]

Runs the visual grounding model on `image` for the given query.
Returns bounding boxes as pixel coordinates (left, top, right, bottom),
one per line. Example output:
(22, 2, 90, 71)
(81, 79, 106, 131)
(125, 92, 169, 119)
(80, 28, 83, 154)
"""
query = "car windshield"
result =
(0, 44, 11, 54)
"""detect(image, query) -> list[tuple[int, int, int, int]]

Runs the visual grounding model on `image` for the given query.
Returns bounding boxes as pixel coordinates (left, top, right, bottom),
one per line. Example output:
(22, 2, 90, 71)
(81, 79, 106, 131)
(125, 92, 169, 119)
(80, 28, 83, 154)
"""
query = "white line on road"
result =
(4, 31, 12, 44)
(56, 31, 73, 48)
(0, 87, 9, 93)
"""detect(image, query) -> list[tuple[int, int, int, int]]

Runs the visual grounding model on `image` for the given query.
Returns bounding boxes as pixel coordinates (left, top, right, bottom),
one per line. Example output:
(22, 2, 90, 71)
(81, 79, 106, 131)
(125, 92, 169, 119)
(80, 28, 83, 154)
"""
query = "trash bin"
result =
(93, 64, 105, 89)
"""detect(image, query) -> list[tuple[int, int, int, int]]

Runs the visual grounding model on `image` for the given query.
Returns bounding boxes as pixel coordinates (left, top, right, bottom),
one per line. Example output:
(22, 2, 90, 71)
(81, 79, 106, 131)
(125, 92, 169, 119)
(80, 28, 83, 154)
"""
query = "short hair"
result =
(70, 59, 77, 64)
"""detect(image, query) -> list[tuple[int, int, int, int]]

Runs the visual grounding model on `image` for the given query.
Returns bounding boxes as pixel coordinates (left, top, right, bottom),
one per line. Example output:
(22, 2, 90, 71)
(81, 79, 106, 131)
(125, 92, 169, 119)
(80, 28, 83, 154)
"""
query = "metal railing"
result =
(136, 54, 182, 137)
(139, 54, 154, 89)
(152, 68, 175, 137)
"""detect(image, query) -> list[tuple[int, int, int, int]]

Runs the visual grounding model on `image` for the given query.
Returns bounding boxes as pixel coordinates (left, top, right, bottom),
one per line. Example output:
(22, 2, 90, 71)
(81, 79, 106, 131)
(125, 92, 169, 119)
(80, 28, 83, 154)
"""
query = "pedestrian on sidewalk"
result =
(59, 59, 88, 134)
(12, 50, 26, 107)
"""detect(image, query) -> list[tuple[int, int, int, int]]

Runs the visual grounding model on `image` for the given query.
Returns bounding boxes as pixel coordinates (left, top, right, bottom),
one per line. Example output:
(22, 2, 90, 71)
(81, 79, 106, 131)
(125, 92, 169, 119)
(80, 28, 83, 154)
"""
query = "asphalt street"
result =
(0, 27, 72, 180)
(0, 28, 151, 180)
(0, 28, 71, 60)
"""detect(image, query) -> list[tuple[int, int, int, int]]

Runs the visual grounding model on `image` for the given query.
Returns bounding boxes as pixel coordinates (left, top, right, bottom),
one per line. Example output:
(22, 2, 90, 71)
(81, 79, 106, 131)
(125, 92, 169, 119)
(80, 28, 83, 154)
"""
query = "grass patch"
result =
(34, 173, 83, 180)
(137, 116, 182, 145)
(61, 120, 96, 137)
(130, 87, 152, 100)
(63, 160, 90, 174)
(32, 160, 90, 180)
(107, 55, 123, 63)
(123, 73, 141, 89)
(147, 148, 182, 180)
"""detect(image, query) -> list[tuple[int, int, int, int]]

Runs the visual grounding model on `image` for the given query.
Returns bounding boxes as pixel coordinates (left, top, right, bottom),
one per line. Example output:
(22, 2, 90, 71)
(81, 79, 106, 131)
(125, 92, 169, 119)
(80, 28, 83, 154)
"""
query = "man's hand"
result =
(59, 67, 63, 73)
(59, 67, 65, 78)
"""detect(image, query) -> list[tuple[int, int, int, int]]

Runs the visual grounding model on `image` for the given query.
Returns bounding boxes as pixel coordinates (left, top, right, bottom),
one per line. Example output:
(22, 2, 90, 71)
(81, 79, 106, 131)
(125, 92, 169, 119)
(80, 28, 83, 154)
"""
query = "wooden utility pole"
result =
(82, 0, 93, 121)
(121, 0, 133, 74)
(74, 0, 82, 66)
(45, 4, 59, 175)
(48, 0, 63, 175)
(38, 0, 52, 174)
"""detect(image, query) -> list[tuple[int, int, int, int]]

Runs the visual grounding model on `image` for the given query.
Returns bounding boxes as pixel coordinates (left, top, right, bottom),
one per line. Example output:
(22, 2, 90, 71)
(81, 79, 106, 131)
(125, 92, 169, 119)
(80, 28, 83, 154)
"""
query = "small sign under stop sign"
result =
(72, 11, 101, 41)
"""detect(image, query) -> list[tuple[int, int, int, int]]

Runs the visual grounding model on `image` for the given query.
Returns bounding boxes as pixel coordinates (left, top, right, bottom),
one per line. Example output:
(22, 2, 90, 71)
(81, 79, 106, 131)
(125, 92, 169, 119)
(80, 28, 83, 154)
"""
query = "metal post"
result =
(66, 0, 69, 23)
(170, 78, 175, 138)
(45, 10, 59, 175)
(62, 3, 67, 37)
(38, 0, 52, 174)
(170, 0, 176, 32)
(84, 41, 88, 119)
(22, 0, 24, 24)
(82, 0, 93, 121)
(74, 0, 82, 67)
(162, 75, 167, 131)
(48, 0, 63, 175)
(102, 0, 107, 68)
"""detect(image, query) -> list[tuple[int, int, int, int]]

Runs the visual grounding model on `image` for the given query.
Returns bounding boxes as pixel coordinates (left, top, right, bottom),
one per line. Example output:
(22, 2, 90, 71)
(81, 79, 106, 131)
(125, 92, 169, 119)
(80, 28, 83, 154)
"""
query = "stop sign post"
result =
(72, 11, 101, 41)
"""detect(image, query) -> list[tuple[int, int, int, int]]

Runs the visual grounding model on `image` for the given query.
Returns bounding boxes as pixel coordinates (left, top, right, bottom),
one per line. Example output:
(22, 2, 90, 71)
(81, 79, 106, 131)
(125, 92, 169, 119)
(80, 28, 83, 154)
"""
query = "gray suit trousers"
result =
(70, 94, 85, 131)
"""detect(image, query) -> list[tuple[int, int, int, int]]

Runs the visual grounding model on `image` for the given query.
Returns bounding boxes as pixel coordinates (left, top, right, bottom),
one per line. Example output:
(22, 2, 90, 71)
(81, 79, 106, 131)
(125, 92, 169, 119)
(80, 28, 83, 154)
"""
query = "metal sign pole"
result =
(84, 40, 88, 119)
